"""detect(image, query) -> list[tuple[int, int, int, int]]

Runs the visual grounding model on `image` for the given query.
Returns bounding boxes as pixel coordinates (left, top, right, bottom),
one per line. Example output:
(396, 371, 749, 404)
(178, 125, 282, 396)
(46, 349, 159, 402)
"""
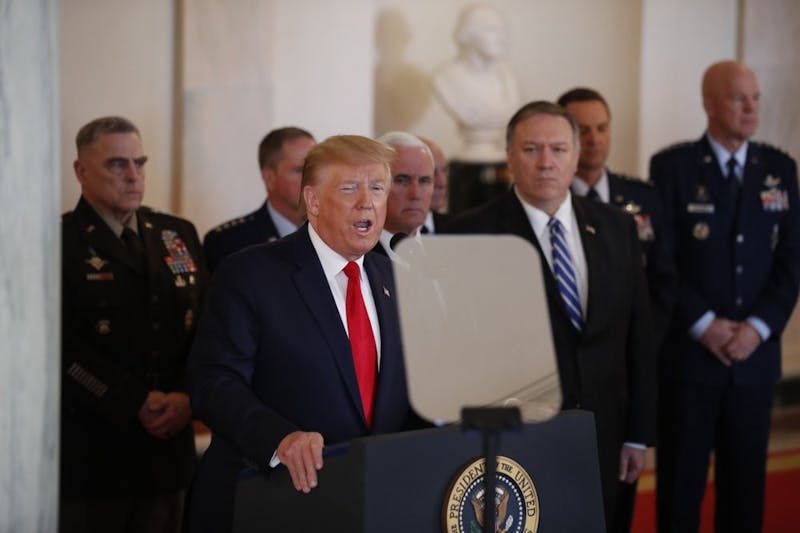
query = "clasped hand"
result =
(137, 391, 192, 440)
(699, 318, 762, 366)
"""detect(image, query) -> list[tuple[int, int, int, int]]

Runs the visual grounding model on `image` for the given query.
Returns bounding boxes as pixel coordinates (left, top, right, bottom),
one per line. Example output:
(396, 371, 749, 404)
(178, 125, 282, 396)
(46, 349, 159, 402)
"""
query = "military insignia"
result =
(764, 175, 781, 188)
(694, 184, 710, 202)
(85, 254, 109, 271)
(622, 201, 641, 215)
(144, 221, 154, 229)
(161, 230, 198, 275)
(175, 275, 187, 288)
(634, 214, 655, 241)
(692, 222, 710, 240)
(184, 309, 194, 332)
(85, 224, 96, 233)
(189, 274, 196, 285)
(383, 286, 391, 298)
(443, 456, 539, 533)
(584, 224, 596, 235)
(95, 319, 111, 335)
(760, 188, 789, 212)
(86, 272, 114, 281)
(687, 203, 715, 214)
(703, 155, 713, 164)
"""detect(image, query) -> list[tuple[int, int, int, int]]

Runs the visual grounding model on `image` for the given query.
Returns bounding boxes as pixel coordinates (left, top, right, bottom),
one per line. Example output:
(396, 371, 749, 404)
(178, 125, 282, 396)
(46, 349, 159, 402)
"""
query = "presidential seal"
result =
(443, 456, 539, 533)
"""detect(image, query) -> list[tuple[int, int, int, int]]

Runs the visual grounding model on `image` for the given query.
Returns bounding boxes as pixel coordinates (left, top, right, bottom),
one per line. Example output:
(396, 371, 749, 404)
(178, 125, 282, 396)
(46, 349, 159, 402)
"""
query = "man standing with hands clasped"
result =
(651, 61, 800, 533)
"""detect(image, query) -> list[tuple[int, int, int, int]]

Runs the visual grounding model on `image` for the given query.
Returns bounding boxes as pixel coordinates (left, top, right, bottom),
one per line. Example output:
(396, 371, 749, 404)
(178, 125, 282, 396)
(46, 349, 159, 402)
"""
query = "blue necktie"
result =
(548, 218, 583, 331)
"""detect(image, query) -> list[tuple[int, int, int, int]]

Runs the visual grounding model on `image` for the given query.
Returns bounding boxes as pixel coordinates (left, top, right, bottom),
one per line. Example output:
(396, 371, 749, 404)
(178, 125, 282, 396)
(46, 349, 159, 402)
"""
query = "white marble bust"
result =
(433, 3, 520, 163)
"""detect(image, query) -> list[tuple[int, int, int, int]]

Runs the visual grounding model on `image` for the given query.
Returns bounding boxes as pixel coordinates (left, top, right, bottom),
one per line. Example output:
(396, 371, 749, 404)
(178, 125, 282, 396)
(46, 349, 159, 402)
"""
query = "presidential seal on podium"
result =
(443, 456, 539, 533)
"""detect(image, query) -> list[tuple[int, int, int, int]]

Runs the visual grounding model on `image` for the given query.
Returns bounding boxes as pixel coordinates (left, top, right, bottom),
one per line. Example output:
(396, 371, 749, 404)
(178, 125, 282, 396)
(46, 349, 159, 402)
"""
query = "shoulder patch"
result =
(752, 141, 794, 160)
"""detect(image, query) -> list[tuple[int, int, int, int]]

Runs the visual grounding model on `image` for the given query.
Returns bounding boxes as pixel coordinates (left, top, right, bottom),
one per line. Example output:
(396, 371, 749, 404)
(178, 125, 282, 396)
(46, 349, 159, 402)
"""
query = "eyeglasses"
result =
(104, 156, 148, 175)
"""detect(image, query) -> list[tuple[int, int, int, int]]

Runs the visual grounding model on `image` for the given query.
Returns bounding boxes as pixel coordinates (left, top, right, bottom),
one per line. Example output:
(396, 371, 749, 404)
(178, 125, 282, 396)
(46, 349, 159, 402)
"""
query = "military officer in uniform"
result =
(203, 127, 315, 272)
(60, 116, 209, 533)
(557, 87, 676, 533)
(651, 61, 800, 533)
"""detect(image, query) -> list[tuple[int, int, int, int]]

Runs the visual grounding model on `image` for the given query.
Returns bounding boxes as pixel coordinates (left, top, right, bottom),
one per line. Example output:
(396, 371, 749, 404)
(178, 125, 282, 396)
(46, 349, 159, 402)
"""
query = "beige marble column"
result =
(0, 1, 60, 531)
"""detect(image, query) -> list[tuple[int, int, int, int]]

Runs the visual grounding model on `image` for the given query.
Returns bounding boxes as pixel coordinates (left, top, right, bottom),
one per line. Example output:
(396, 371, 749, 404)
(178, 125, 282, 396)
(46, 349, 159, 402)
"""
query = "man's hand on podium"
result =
(277, 431, 325, 493)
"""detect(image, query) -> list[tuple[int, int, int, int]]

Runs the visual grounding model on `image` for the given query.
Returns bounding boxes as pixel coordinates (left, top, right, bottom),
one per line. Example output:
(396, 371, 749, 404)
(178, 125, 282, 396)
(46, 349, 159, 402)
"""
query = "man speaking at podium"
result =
(186, 136, 423, 533)
(447, 101, 657, 530)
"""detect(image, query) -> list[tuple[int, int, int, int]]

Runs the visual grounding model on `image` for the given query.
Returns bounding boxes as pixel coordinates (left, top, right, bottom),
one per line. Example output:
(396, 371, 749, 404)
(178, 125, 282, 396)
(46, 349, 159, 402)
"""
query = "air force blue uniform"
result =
(203, 203, 280, 273)
(650, 135, 800, 533)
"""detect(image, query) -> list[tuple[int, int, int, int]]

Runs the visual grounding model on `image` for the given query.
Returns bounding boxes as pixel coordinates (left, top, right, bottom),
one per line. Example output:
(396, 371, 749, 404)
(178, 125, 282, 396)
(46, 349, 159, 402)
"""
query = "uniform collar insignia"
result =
(585, 224, 596, 235)
(85, 255, 108, 271)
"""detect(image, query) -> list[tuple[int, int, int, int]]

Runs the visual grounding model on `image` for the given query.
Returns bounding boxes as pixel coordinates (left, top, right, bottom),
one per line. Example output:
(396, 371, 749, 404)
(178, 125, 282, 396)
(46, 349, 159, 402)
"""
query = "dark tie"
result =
(121, 227, 144, 267)
(586, 187, 602, 202)
(343, 261, 377, 428)
(420, 225, 431, 234)
(548, 218, 583, 331)
(725, 156, 741, 207)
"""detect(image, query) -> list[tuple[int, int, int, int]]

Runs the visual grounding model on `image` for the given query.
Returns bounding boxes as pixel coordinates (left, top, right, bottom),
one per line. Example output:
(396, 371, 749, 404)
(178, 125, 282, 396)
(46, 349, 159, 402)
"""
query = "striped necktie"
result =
(548, 218, 583, 331)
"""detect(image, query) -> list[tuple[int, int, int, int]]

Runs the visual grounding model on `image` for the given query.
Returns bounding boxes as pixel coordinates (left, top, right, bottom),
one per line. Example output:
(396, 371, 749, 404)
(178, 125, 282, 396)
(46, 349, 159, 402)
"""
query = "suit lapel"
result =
(363, 254, 400, 430)
(289, 227, 366, 424)
(573, 196, 609, 334)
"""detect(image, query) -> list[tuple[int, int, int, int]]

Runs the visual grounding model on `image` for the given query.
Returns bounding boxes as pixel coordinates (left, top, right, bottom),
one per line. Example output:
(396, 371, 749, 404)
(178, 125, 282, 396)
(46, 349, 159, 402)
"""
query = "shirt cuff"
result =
(746, 316, 771, 341)
(623, 442, 647, 451)
(268, 450, 281, 468)
(689, 311, 716, 340)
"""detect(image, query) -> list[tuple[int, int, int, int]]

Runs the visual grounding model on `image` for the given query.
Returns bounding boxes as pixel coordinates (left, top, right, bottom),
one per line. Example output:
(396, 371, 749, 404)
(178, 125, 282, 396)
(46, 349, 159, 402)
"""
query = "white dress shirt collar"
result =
(266, 201, 299, 238)
(706, 133, 748, 179)
(570, 170, 609, 203)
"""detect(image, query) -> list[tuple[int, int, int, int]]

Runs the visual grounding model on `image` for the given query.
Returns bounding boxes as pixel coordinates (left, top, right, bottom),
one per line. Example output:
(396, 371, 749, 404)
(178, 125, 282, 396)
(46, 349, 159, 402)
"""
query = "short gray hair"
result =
(376, 131, 434, 168)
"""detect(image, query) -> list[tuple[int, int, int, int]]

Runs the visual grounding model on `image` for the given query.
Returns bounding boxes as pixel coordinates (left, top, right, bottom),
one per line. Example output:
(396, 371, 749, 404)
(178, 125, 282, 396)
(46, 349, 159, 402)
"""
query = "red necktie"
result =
(343, 261, 377, 428)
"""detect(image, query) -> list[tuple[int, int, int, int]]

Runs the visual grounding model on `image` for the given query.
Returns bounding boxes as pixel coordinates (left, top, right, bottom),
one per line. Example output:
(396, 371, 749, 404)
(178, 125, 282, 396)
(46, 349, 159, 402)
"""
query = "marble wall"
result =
(743, 0, 800, 376)
(0, 1, 60, 531)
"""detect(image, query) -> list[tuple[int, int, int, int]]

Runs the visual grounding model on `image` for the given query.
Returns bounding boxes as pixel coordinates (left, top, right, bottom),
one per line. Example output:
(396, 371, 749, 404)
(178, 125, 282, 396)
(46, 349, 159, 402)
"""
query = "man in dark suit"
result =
(420, 135, 451, 233)
(186, 135, 423, 533)
(203, 127, 315, 272)
(61, 116, 208, 533)
(447, 101, 656, 530)
(558, 87, 677, 532)
(372, 131, 435, 257)
(651, 61, 800, 533)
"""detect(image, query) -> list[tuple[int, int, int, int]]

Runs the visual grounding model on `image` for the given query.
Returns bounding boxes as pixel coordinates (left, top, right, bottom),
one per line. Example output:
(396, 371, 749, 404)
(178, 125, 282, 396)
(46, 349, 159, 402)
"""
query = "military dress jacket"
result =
(61, 197, 209, 497)
(650, 135, 800, 386)
(607, 171, 677, 347)
(203, 202, 280, 273)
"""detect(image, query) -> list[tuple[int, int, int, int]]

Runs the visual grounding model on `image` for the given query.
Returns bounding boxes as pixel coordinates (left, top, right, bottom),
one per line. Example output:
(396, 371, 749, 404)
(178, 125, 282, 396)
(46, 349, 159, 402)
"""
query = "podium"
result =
(233, 410, 605, 532)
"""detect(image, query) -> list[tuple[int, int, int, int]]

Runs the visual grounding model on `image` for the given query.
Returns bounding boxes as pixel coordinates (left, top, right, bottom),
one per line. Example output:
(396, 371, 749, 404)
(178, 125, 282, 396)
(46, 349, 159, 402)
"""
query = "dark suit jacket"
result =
(203, 202, 280, 273)
(61, 197, 208, 498)
(650, 135, 800, 386)
(446, 189, 656, 518)
(186, 224, 419, 532)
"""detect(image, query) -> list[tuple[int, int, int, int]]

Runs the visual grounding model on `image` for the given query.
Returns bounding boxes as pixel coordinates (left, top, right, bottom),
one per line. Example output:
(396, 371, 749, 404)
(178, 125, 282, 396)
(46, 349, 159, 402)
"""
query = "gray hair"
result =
(376, 131, 434, 168)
